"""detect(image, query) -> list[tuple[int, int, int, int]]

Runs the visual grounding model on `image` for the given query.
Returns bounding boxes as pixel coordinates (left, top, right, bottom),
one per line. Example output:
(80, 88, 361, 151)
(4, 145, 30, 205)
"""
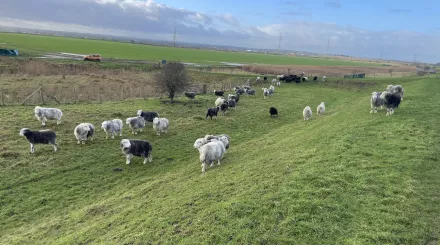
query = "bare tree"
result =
(154, 62, 190, 102)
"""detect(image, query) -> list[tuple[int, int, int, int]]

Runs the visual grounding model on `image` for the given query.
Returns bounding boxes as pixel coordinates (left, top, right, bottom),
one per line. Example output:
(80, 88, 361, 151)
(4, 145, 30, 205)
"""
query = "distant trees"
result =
(154, 62, 190, 102)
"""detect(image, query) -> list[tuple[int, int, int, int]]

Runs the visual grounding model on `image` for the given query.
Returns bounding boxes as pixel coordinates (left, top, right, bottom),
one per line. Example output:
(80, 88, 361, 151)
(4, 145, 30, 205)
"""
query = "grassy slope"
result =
(0, 32, 380, 66)
(0, 77, 439, 244)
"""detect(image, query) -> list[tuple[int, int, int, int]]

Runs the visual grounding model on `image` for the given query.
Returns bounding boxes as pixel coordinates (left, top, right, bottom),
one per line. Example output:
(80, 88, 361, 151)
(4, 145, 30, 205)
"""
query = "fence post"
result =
(40, 87, 45, 104)
(203, 84, 207, 94)
(1, 88, 4, 106)
(73, 88, 77, 103)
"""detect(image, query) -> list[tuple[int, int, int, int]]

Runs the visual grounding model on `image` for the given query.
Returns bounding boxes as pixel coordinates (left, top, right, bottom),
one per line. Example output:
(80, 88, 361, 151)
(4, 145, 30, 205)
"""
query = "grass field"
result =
(0, 76, 439, 244)
(0, 32, 382, 67)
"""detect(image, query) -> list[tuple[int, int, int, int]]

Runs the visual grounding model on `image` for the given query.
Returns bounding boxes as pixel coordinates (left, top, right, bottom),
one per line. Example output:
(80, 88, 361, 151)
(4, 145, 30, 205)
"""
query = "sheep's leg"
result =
(57, 120, 61, 125)
(217, 159, 221, 166)
(81, 141, 85, 145)
(30, 143, 35, 153)
(52, 143, 57, 152)
(143, 157, 148, 164)
(201, 162, 206, 173)
(126, 154, 132, 164)
(41, 119, 46, 126)
(119, 131, 122, 137)
(111, 133, 115, 139)
(148, 154, 153, 162)
(104, 131, 108, 139)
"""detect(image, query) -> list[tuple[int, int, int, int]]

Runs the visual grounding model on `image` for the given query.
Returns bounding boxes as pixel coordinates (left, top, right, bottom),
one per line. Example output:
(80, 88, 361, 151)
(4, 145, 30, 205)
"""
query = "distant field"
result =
(0, 32, 381, 66)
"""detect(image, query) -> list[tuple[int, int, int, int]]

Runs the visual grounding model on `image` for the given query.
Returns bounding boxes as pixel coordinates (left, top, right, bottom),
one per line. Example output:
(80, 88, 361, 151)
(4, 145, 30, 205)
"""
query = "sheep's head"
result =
(19, 128, 30, 136)
(137, 110, 143, 117)
(153, 117, 160, 125)
(126, 118, 132, 124)
(386, 85, 393, 91)
(120, 139, 131, 149)
(193, 138, 207, 149)
(101, 121, 109, 130)
(79, 123, 90, 132)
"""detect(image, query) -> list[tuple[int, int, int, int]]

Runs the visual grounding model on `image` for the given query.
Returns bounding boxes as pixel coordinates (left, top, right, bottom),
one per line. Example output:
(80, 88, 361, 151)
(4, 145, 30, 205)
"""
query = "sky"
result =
(0, 0, 439, 63)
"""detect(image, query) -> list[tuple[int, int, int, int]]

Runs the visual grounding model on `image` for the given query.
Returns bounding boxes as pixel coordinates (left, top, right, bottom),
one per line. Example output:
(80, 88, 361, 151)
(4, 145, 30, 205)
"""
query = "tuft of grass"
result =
(0, 76, 439, 244)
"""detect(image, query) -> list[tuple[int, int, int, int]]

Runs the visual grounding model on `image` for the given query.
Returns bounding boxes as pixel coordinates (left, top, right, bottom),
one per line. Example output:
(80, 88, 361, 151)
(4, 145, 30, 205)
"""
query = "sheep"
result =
(101, 119, 123, 139)
(370, 92, 385, 113)
(270, 107, 278, 117)
(199, 140, 227, 173)
(204, 134, 230, 149)
(19, 128, 57, 153)
(126, 116, 146, 134)
(152, 117, 169, 136)
(74, 123, 95, 144)
(214, 90, 225, 97)
(242, 85, 251, 90)
(194, 137, 209, 149)
(276, 81, 281, 87)
(322, 76, 327, 82)
(302, 77, 308, 82)
(262, 88, 270, 99)
(269, 85, 275, 92)
(34, 106, 62, 126)
(380, 91, 401, 116)
(234, 93, 240, 104)
(234, 86, 241, 90)
(206, 107, 220, 120)
(256, 77, 262, 83)
(303, 106, 312, 120)
(263, 76, 267, 82)
(120, 139, 152, 164)
(228, 94, 237, 101)
(215, 97, 226, 107)
(386, 85, 404, 100)
(245, 88, 256, 96)
(137, 110, 160, 123)
(234, 88, 245, 95)
(317, 102, 325, 116)
(220, 101, 229, 116)
(227, 99, 237, 110)
(272, 79, 277, 85)
(313, 76, 318, 81)
(277, 74, 284, 79)
(184, 91, 196, 99)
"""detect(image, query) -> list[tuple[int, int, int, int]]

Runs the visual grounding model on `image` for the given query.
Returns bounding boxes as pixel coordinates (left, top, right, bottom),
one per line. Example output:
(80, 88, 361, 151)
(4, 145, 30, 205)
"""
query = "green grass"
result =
(0, 77, 439, 244)
(0, 32, 382, 66)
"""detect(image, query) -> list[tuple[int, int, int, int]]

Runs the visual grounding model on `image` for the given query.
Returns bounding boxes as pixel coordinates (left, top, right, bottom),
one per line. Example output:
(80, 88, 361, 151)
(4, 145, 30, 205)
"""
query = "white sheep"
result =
(215, 97, 225, 107)
(199, 139, 227, 173)
(153, 117, 169, 136)
(126, 116, 146, 134)
(317, 102, 325, 116)
(74, 123, 95, 144)
(303, 106, 312, 120)
(101, 119, 123, 139)
(34, 106, 63, 126)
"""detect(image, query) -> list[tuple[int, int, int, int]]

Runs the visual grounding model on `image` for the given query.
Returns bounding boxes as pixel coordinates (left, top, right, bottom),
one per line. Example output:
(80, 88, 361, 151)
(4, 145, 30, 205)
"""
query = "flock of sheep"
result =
(18, 77, 405, 173)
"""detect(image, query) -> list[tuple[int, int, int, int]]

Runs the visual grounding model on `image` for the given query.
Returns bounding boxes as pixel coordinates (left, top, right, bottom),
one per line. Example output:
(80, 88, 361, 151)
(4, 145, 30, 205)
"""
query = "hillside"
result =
(0, 77, 439, 244)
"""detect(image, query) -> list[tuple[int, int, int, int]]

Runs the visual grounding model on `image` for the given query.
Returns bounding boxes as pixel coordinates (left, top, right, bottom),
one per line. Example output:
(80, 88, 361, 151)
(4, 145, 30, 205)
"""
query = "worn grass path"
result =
(0, 77, 439, 244)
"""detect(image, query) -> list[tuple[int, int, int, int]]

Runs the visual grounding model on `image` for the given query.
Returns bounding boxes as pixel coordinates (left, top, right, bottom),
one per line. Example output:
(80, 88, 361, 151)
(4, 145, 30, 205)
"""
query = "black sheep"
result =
(19, 128, 57, 153)
(206, 107, 220, 120)
(313, 76, 318, 81)
(269, 107, 278, 117)
(120, 139, 153, 164)
(184, 92, 196, 99)
(137, 110, 159, 122)
(383, 92, 401, 116)
(220, 101, 229, 116)
(214, 90, 225, 97)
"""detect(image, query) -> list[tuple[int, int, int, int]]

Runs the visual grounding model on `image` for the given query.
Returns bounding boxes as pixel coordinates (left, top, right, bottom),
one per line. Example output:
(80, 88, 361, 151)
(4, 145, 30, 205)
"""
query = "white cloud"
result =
(0, 0, 438, 62)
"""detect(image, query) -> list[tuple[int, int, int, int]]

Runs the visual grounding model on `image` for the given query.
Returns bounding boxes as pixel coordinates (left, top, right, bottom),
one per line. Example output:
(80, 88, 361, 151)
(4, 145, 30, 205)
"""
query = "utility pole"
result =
(173, 26, 177, 48)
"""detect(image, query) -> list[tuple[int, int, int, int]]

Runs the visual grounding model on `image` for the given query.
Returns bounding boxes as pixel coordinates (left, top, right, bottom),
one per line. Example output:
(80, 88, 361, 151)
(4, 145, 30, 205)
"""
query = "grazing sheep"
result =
(370, 92, 385, 113)
(262, 88, 270, 99)
(137, 110, 160, 123)
(215, 97, 226, 107)
(245, 88, 256, 96)
(270, 107, 278, 117)
(19, 128, 57, 153)
(234, 93, 240, 104)
(206, 107, 220, 120)
(74, 123, 95, 144)
(184, 91, 197, 99)
(101, 119, 123, 139)
(322, 76, 326, 82)
(220, 101, 229, 116)
(303, 106, 312, 121)
(214, 90, 225, 97)
(313, 76, 318, 81)
(386, 85, 404, 100)
(34, 106, 63, 126)
(227, 99, 237, 110)
(380, 92, 401, 116)
(317, 102, 325, 116)
(152, 117, 169, 136)
(199, 140, 226, 173)
(126, 116, 146, 134)
(120, 139, 152, 164)
(272, 79, 277, 85)
(228, 94, 237, 101)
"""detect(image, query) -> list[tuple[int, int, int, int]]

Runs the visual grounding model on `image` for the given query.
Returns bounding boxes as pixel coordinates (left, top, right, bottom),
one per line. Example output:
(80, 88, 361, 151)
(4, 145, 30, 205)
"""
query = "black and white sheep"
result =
(227, 99, 237, 110)
(270, 107, 278, 117)
(303, 106, 312, 120)
(126, 116, 146, 134)
(370, 92, 385, 113)
(245, 88, 256, 96)
(214, 90, 225, 97)
(272, 79, 277, 85)
(235, 88, 245, 95)
(101, 119, 123, 139)
(262, 88, 270, 99)
(380, 91, 401, 116)
(74, 123, 95, 144)
(215, 97, 226, 107)
(206, 107, 220, 120)
(34, 106, 63, 126)
(153, 117, 169, 136)
(386, 85, 404, 100)
(220, 101, 229, 116)
(120, 139, 152, 164)
(184, 92, 197, 99)
(234, 93, 240, 103)
(137, 110, 160, 123)
(228, 94, 237, 101)
(19, 128, 57, 153)
(317, 102, 325, 115)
